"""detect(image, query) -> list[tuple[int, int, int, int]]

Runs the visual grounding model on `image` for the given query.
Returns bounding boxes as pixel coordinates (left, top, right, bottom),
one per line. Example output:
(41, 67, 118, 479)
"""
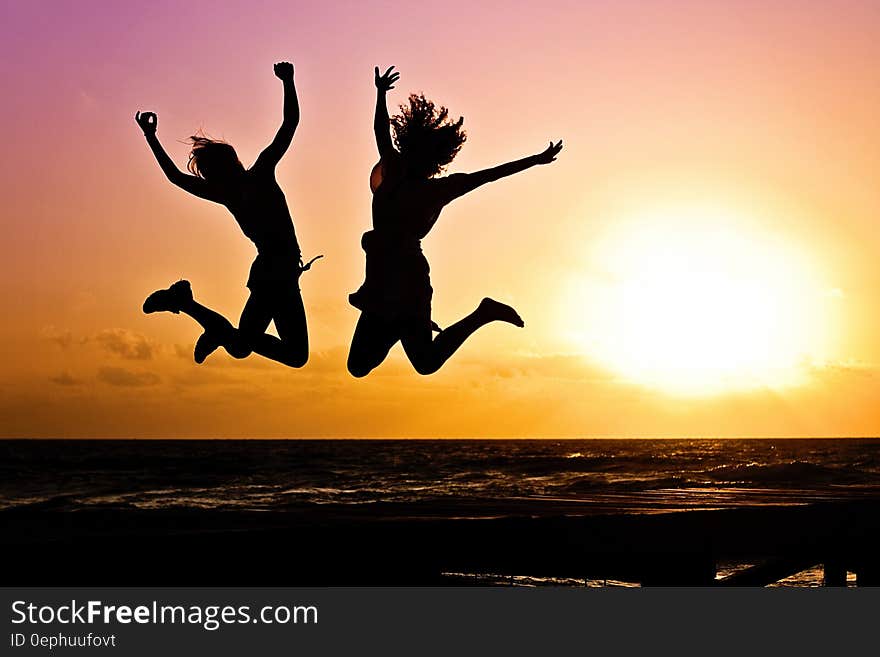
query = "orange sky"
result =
(2, 0, 880, 437)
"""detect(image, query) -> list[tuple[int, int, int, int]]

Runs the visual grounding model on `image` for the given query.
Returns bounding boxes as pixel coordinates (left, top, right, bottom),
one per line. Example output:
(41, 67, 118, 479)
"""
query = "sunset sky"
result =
(2, 0, 880, 437)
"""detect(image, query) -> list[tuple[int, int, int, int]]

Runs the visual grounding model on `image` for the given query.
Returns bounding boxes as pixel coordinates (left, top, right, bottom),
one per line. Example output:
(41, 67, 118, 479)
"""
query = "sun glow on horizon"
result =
(568, 205, 837, 396)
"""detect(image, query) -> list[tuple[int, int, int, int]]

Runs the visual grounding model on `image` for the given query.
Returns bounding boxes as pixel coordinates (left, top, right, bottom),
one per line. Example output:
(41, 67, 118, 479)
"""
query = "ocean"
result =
(3, 438, 879, 586)
(3, 438, 879, 513)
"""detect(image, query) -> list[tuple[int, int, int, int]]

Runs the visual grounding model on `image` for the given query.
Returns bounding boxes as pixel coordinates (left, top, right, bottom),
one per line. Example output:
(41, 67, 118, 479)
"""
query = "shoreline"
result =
(5, 497, 880, 586)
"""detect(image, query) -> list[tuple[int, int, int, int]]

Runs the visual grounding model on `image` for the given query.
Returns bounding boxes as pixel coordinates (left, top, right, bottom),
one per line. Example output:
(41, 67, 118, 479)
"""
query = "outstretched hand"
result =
(274, 61, 294, 81)
(374, 66, 399, 92)
(534, 140, 563, 165)
(135, 111, 157, 135)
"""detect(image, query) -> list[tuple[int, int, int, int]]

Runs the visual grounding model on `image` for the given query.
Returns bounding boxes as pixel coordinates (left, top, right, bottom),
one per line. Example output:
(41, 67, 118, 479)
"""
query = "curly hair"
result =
(186, 134, 243, 180)
(391, 94, 466, 179)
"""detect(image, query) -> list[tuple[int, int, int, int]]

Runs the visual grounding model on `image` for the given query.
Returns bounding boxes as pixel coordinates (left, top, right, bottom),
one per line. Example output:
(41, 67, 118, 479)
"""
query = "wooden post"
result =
(856, 564, 880, 587)
(823, 559, 847, 587)
(854, 546, 880, 587)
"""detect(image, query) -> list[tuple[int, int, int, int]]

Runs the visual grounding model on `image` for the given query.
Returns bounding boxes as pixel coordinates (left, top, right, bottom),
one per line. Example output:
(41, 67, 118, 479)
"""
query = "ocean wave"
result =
(705, 461, 877, 486)
(3, 439, 880, 513)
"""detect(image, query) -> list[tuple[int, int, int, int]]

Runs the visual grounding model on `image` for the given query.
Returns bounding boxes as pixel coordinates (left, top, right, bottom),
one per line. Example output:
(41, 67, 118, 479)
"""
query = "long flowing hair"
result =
(391, 94, 466, 178)
(186, 134, 243, 180)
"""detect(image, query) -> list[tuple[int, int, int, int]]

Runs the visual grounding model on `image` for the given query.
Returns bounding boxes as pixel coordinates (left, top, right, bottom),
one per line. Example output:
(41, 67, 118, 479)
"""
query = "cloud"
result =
(808, 360, 877, 382)
(49, 371, 82, 386)
(97, 367, 160, 387)
(94, 329, 155, 360)
(465, 352, 615, 383)
(41, 326, 74, 350)
(305, 346, 350, 374)
(171, 370, 240, 386)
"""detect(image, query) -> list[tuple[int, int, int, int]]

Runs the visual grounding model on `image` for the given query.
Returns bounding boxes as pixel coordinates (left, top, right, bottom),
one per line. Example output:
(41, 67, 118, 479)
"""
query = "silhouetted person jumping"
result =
(135, 61, 320, 368)
(347, 66, 562, 377)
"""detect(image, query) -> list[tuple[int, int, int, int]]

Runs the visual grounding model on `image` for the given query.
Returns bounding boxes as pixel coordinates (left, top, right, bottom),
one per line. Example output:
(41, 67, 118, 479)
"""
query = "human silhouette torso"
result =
(350, 158, 451, 319)
(369, 158, 444, 238)
(221, 165, 301, 261)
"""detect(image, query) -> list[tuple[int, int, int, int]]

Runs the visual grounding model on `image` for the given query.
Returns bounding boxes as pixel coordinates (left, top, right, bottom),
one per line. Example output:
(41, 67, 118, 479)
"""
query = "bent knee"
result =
(347, 358, 373, 378)
(225, 335, 253, 360)
(226, 344, 252, 359)
(348, 365, 371, 379)
(282, 351, 308, 369)
(411, 360, 440, 376)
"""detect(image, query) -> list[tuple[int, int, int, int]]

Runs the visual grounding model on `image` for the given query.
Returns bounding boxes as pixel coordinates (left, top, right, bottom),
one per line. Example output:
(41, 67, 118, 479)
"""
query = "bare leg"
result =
(179, 299, 234, 334)
(238, 285, 309, 368)
(347, 313, 401, 378)
(144, 279, 310, 368)
(400, 298, 523, 376)
(143, 280, 238, 362)
(178, 298, 252, 364)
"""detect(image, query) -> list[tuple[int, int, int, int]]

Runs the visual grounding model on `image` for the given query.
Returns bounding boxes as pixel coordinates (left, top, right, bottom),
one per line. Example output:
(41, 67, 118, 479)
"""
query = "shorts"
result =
(246, 253, 302, 295)
(349, 230, 432, 321)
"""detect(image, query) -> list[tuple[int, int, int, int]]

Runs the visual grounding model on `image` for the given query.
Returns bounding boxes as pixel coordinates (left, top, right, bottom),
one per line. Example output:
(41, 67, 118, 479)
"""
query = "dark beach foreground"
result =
(3, 439, 880, 586)
(5, 497, 880, 587)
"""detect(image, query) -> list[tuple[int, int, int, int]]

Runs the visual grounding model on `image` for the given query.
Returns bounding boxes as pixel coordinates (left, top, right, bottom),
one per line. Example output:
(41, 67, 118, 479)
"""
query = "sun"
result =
(568, 205, 834, 396)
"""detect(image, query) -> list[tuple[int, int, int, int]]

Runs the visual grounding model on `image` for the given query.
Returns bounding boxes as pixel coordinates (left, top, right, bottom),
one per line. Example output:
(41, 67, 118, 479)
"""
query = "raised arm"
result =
(373, 66, 400, 157)
(253, 62, 300, 171)
(435, 140, 563, 204)
(134, 111, 220, 202)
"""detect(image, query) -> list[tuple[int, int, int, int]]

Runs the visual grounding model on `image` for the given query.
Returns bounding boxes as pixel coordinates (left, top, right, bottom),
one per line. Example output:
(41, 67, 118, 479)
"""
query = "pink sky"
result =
(3, 1, 880, 437)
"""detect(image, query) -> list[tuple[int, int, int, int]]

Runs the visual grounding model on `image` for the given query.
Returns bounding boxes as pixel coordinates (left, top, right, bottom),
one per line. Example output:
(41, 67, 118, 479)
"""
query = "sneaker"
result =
(142, 280, 192, 314)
